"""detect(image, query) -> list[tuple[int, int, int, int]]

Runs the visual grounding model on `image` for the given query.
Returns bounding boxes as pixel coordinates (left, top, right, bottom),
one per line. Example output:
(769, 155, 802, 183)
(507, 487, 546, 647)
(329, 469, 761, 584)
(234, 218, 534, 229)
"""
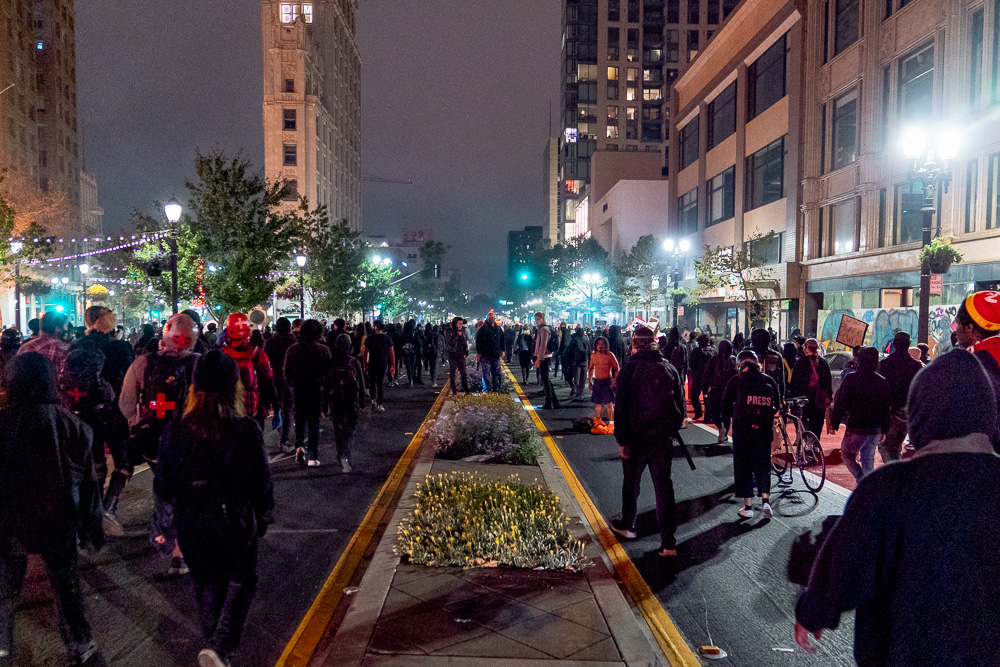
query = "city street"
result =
(7, 384, 442, 667)
(521, 374, 857, 666)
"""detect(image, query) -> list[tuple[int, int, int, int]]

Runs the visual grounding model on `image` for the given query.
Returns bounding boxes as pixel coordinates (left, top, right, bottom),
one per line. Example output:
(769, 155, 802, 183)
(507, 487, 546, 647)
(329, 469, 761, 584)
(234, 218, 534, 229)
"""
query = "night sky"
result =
(75, 0, 561, 295)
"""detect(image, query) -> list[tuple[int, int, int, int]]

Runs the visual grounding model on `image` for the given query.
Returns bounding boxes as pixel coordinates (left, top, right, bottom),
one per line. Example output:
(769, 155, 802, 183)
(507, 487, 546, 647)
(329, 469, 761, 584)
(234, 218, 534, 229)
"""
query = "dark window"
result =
(745, 136, 784, 210)
(898, 44, 934, 123)
(893, 180, 924, 244)
(283, 144, 297, 166)
(749, 232, 783, 264)
(832, 89, 857, 169)
(722, 0, 739, 19)
(642, 123, 662, 141)
(284, 78, 295, 93)
(609, 0, 620, 21)
(578, 81, 597, 102)
(627, 28, 639, 61)
(707, 166, 735, 225)
(707, 0, 720, 24)
(608, 27, 620, 60)
(679, 118, 699, 169)
(747, 35, 786, 120)
(881, 66, 891, 149)
(707, 81, 736, 149)
(878, 188, 887, 248)
(666, 30, 679, 62)
(971, 8, 984, 106)
(283, 108, 297, 130)
(833, 0, 859, 57)
(819, 103, 827, 174)
(687, 30, 699, 62)
(822, 0, 830, 64)
(283, 179, 299, 201)
(678, 188, 698, 235)
(628, 0, 640, 22)
(667, 0, 680, 22)
(687, 0, 700, 24)
(988, 152, 1000, 229)
(966, 159, 979, 233)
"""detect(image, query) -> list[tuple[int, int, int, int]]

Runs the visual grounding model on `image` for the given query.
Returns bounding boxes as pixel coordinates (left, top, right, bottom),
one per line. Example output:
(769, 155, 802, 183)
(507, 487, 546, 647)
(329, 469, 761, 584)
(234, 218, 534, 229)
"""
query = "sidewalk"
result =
(311, 382, 670, 666)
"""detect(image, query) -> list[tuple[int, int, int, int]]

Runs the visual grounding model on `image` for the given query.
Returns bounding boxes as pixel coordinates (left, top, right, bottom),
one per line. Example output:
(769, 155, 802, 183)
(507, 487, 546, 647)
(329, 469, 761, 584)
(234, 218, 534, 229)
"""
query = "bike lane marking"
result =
(503, 364, 701, 667)
(274, 386, 450, 667)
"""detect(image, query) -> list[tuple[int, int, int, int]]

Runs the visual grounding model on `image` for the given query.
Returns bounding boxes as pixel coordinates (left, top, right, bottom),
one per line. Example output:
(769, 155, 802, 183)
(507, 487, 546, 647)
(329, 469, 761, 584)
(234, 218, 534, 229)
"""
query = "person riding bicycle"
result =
(722, 349, 780, 520)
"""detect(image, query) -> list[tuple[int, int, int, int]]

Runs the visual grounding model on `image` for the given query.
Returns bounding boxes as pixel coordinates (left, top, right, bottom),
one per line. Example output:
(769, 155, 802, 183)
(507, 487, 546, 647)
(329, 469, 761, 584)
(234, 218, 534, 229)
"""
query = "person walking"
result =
(475, 312, 504, 392)
(74, 306, 134, 397)
(829, 347, 890, 481)
(610, 326, 685, 557)
(688, 334, 712, 421)
(789, 338, 833, 437)
(327, 334, 366, 473)
(704, 339, 738, 443)
(363, 320, 394, 412)
(795, 349, 1000, 666)
(566, 326, 591, 400)
(156, 350, 274, 667)
(445, 317, 470, 395)
(955, 291, 1000, 449)
(875, 331, 922, 462)
(263, 317, 297, 453)
(722, 350, 780, 519)
(0, 353, 105, 667)
(17, 310, 70, 374)
(221, 313, 274, 430)
(588, 336, 620, 426)
(284, 320, 332, 467)
(557, 322, 571, 383)
(503, 323, 516, 364)
(749, 327, 786, 399)
(533, 312, 560, 409)
(401, 320, 425, 386)
(0, 329, 21, 402)
(423, 323, 440, 388)
(515, 325, 534, 384)
(133, 323, 156, 357)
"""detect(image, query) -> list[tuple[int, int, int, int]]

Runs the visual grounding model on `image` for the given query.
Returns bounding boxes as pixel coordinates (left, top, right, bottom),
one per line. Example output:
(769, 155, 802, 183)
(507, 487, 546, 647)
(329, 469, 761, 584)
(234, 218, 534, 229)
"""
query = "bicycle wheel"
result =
(799, 430, 826, 492)
(771, 417, 791, 479)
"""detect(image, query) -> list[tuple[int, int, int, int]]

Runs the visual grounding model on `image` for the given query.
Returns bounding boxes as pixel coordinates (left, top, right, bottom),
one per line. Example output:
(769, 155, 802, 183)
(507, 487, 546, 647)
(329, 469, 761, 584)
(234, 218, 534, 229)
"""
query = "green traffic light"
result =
(520, 273, 528, 281)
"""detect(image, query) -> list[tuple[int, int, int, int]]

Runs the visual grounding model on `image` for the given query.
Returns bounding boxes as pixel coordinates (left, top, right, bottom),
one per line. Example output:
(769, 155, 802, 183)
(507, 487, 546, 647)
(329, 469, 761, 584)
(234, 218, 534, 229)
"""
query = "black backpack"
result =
(140, 354, 198, 426)
(328, 359, 359, 413)
(545, 326, 560, 354)
(574, 337, 592, 365)
(630, 360, 685, 436)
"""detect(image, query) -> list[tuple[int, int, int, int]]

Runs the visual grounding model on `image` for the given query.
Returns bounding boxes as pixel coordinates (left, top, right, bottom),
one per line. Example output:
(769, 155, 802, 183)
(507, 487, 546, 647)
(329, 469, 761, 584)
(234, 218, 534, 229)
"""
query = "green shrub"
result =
(430, 393, 541, 465)
(395, 472, 589, 571)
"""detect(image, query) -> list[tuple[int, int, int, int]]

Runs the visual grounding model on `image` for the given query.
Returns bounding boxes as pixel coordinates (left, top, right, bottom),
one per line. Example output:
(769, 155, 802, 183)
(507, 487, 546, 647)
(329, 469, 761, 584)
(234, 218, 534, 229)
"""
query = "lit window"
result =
(302, 3, 313, 22)
(36, 42, 43, 50)
(643, 88, 662, 101)
(280, 3, 293, 22)
(280, 3, 313, 23)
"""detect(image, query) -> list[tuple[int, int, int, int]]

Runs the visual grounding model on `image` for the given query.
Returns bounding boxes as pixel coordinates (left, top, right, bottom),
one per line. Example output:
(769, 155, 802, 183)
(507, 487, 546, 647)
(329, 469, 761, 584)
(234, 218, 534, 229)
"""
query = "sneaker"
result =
(761, 502, 773, 519)
(295, 447, 306, 464)
(167, 556, 189, 576)
(280, 440, 295, 454)
(198, 648, 229, 667)
(68, 641, 99, 666)
(103, 512, 124, 537)
(610, 518, 637, 539)
(307, 460, 321, 467)
(432, 382, 439, 388)
(341, 458, 352, 473)
(738, 507, 754, 519)
(376, 405, 385, 413)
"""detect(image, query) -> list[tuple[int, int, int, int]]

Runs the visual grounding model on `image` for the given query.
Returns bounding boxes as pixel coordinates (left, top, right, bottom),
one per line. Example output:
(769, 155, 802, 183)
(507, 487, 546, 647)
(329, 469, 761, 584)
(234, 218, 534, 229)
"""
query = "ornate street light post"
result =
(164, 196, 183, 315)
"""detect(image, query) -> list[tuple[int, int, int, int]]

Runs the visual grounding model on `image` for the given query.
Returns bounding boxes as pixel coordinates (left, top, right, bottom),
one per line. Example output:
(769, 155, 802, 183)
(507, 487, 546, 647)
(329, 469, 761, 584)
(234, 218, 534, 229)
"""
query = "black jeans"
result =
(448, 354, 469, 393)
(0, 542, 94, 663)
(518, 352, 532, 384)
(179, 532, 259, 662)
(708, 389, 730, 434)
(368, 365, 386, 406)
(539, 357, 559, 408)
(276, 383, 294, 444)
(689, 377, 704, 419)
(427, 352, 439, 384)
(803, 401, 825, 437)
(331, 413, 356, 462)
(295, 409, 321, 460)
(732, 427, 771, 498)
(620, 438, 677, 550)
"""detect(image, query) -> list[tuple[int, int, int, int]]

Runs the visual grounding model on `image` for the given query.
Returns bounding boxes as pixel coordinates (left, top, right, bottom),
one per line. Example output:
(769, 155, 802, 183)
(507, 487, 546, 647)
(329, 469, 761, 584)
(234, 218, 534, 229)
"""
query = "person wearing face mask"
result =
(789, 338, 833, 438)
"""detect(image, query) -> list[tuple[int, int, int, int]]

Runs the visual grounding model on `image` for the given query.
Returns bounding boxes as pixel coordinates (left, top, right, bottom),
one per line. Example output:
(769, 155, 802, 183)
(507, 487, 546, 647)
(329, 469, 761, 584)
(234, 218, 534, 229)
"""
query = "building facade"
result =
(668, 0, 802, 337)
(508, 225, 544, 286)
(79, 169, 101, 235)
(559, 0, 737, 241)
(1, 0, 82, 216)
(542, 136, 560, 242)
(262, 0, 361, 230)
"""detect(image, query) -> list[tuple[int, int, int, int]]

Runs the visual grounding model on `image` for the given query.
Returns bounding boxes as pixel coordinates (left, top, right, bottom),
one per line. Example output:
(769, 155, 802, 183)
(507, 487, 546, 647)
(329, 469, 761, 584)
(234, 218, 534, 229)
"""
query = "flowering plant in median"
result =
(429, 393, 541, 465)
(466, 355, 514, 393)
(395, 472, 589, 571)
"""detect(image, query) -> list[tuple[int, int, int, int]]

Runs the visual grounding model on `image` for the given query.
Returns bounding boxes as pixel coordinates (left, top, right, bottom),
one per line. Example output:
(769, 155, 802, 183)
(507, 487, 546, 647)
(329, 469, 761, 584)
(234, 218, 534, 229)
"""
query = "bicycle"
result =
(771, 397, 826, 492)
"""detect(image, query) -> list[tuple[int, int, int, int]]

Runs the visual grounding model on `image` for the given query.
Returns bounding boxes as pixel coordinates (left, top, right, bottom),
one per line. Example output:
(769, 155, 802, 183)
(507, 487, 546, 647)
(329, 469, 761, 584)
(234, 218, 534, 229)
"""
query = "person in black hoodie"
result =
(829, 347, 890, 481)
(789, 338, 833, 437)
(156, 350, 273, 667)
(876, 331, 922, 462)
(327, 334, 366, 473)
(283, 319, 332, 467)
(795, 349, 1000, 666)
(0, 353, 104, 666)
(705, 339, 738, 443)
(688, 334, 712, 420)
(74, 305, 135, 397)
(263, 317, 297, 453)
(749, 327, 786, 398)
(475, 312, 504, 392)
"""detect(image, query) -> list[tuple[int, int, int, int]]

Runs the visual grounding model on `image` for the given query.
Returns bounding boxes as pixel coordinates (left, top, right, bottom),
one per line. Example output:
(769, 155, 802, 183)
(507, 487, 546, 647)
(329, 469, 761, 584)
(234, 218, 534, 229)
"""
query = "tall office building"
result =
(558, 0, 734, 240)
(542, 136, 560, 242)
(508, 225, 544, 286)
(0, 0, 82, 217)
(262, 0, 362, 230)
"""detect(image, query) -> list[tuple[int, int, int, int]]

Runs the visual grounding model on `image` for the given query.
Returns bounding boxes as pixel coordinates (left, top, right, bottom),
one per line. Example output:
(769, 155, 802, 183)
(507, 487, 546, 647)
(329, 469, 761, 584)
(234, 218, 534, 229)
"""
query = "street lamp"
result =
(663, 238, 691, 327)
(79, 262, 89, 321)
(296, 253, 307, 320)
(10, 241, 22, 331)
(164, 195, 182, 315)
(900, 123, 960, 345)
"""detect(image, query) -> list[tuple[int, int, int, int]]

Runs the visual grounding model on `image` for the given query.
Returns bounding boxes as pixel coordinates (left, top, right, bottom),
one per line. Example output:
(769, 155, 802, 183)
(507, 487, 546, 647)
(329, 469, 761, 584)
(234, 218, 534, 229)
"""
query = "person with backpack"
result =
(401, 319, 425, 387)
(327, 333, 366, 473)
(221, 313, 274, 430)
(363, 319, 395, 412)
(61, 348, 130, 537)
(283, 319, 332, 467)
(263, 317, 297, 453)
(515, 324, 534, 385)
(722, 350, 780, 519)
(567, 326, 591, 400)
(789, 338, 833, 438)
(704, 339, 738, 443)
(829, 347, 891, 481)
(610, 326, 685, 557)
(688, 334, 712, 421)
(533, 312, 560, 410)
(155, 350, 274, 667)
(445, 317, 470, 395)
(73, 306, 135, 397)
(749, 327, 786, 399)
(0, 353, 106, 667)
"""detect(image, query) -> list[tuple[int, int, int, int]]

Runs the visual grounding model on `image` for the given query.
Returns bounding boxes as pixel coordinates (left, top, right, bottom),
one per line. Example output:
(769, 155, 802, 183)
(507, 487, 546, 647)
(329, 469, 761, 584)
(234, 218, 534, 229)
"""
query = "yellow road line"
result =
(274, 387, 450, 667)
(504, 365, 700, 667)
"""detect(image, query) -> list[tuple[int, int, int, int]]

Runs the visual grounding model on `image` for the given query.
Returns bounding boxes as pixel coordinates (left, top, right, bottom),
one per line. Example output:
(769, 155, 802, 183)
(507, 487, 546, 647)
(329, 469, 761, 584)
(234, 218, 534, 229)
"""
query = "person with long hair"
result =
(156, 350, 274, 667)
(0, 353, 104, 666)
(588, 336, 620, 426)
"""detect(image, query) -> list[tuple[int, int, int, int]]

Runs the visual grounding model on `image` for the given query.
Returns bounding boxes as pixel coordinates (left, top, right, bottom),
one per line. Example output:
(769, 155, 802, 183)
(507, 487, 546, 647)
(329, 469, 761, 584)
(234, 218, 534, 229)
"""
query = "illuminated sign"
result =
(564, 128, 578, 143)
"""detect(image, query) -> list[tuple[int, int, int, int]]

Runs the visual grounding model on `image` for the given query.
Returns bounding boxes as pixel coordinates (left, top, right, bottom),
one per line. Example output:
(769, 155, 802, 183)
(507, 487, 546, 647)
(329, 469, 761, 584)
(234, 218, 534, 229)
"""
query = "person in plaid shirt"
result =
(18, 311, 70, 374)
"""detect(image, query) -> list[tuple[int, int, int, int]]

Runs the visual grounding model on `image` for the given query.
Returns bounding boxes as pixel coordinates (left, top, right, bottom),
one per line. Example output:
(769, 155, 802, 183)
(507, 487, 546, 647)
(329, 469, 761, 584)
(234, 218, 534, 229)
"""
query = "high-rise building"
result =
(558, 0, 733, 241)
(79, 169, 101, 235)
(542, 136, 560, 242)
(262, 0, 361, 230)
(508, 225, 544, 286)
(0, 0, 82, 218)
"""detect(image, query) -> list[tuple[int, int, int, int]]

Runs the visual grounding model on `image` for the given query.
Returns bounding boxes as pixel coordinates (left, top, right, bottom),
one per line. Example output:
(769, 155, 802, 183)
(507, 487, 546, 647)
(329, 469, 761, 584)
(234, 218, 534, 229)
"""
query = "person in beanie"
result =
(156, 350, 274, 667)
(221, 313, 274, 429)
(263, 317, 297, 453)
(327, 333, 366, 472)
(611, 325, 685, 557)
(876, 331, 922, 462)
(0, 353, 104, 666)
(795, 349, 1000, 665)
(722, 350, 780, 519)
(830, 347, 891, 481)
(284, 319, 332, 467)
(955, 290, 1000, 449)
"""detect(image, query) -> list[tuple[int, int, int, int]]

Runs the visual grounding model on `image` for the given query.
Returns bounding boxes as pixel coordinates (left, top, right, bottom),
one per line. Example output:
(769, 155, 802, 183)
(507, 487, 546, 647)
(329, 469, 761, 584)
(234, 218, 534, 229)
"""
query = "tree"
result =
(613, 235, 670, 317)
(354, 263, 407, 320)
(694, 231, 778, 334)
(302, 218, 367, 318)
(416, 240, 449, 297)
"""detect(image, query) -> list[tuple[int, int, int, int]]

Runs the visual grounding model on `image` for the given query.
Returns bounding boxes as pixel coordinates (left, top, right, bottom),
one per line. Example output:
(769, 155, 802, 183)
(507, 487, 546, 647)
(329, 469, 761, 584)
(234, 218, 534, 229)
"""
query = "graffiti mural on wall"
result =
(817, 305, 958, 357)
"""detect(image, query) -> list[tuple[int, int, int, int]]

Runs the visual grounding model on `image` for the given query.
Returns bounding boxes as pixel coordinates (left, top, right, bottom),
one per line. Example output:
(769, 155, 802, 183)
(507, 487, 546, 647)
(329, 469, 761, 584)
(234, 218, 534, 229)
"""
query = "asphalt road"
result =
(521, 371, 857, 666)
(8, 380, 443, 667)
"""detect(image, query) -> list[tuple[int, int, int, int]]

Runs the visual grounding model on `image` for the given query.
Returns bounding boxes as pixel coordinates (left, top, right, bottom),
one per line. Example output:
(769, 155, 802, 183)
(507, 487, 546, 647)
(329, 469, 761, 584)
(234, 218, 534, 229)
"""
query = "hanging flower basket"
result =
(919, 235, 963, 274)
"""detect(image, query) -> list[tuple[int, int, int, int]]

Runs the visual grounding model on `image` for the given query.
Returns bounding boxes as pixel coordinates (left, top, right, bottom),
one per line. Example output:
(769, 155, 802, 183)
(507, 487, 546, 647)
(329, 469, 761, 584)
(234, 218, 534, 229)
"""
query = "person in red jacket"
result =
(221, 313, 274, 429)
(956, 291, 1000, 450)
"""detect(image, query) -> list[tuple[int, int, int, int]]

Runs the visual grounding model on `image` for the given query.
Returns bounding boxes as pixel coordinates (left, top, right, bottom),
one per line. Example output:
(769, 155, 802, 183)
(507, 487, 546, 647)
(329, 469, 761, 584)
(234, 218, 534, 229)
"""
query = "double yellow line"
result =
(504, 365, 700, 667)
(274, 387, 449, 667)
